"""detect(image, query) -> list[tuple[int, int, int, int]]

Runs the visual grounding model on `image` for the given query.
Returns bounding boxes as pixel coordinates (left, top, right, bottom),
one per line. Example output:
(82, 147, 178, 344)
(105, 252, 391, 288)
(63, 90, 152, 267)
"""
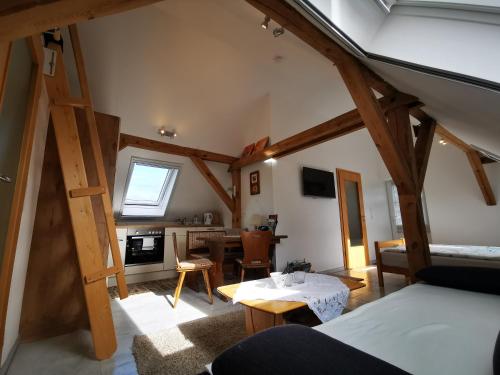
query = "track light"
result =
(273, 27, 285, 38)
(439, 138, 447, 145)
(261, 15, 271, 29)
(159, 128, 177, 138)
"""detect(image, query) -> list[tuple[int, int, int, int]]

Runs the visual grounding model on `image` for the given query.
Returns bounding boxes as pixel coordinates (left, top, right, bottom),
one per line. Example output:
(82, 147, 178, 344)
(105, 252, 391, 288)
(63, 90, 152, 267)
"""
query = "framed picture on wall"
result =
(250, 170, 260, 195)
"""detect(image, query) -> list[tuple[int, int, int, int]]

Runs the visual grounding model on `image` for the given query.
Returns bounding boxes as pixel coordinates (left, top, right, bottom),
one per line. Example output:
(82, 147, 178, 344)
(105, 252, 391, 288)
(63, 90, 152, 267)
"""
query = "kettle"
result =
(203, 212, 214, 225)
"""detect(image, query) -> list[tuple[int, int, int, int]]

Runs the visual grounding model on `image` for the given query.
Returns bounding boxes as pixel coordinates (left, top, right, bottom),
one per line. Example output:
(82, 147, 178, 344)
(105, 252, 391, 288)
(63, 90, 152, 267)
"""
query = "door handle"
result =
(0, 175, 12, 183)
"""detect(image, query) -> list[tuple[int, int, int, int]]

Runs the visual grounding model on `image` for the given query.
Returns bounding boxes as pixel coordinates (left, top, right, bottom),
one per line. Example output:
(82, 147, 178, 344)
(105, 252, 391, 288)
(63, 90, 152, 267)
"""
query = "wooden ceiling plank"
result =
(0, 0, 163, 43)
(119, 133, 238, 164)
(190, 156, 235, 212)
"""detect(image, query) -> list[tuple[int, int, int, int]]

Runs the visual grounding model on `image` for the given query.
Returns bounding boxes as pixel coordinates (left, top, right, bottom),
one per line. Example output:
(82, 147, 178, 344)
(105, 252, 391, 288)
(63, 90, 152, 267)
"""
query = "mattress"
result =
(382, 244, 500, 261)
(381, 250, 500, 269)
(314, 284, 500, 375)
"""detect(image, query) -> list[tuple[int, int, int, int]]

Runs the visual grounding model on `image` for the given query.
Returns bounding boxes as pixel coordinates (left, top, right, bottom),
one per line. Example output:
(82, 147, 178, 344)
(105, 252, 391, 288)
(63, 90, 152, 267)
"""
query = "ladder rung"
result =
(69, 186, 106, 198)
(53, 97, 91, 108)
(85, 266, 121, 284)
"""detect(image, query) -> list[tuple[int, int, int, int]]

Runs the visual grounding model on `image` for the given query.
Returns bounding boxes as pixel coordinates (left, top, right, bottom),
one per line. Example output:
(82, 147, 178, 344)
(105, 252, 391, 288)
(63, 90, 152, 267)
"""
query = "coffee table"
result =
(217, 275, 365, 335)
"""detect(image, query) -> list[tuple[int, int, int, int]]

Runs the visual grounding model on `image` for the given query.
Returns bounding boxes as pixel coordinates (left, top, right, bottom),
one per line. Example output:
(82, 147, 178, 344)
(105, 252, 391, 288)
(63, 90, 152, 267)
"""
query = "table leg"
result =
(244, 306, 284, 335)
(208, 242, 225, 289)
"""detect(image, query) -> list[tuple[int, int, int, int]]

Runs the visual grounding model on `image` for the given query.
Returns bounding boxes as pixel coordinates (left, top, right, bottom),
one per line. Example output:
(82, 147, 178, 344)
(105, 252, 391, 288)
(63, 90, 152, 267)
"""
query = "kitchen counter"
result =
(115, 222, 223, 228)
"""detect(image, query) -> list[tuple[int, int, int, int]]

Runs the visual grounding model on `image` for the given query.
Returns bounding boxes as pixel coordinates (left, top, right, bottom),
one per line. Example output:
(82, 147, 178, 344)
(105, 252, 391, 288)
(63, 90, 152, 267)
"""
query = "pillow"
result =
(212, 324, 409, 375)
(415, 266, 500, 295)
(494, 331, 500, 375)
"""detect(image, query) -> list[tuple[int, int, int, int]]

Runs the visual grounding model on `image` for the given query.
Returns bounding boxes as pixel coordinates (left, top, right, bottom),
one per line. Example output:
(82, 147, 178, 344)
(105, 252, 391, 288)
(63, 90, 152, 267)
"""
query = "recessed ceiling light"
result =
(439, 138, 447, 145)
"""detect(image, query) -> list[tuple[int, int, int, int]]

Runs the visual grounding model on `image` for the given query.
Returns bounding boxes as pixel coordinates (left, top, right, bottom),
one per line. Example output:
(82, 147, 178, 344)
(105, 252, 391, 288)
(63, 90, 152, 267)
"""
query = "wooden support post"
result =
(466, 150, 496, 206)
(232, 169, 242, 228)
(337, 60, 432, 278)
(414, 120, 436, 192)
(190, 156, 235, 212)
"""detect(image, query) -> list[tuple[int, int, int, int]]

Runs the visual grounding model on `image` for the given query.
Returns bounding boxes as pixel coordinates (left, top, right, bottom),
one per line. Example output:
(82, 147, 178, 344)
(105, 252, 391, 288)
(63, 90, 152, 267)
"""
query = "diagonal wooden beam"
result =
(386, 106, 418, 186)
(190, 156, 235, 212)
(336, 60, 414, 192)
(466, 150, 496, 206)
(230, 94, 421, 170)
(414, 120, 436, 192)
(0, 0, 163, 43)
(119, 133, 238, 164)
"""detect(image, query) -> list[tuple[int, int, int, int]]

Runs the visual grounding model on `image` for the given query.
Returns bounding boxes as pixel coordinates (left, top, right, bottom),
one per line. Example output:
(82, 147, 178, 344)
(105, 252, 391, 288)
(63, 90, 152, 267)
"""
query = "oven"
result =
(125, 227, 165, 266)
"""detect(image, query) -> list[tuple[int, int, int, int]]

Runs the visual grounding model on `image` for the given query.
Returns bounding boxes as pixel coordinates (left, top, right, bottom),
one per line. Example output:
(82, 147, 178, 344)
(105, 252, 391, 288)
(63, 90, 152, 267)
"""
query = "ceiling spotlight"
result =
(273, 27, 285, 38)
(261, 15, 271, 30)
(159, 128, 177, 138)
(439, 138, 447, 145)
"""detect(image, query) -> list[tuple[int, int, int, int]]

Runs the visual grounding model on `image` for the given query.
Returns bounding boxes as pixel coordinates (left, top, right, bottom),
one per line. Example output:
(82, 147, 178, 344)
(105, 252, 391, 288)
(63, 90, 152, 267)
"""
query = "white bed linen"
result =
(314, 284, 500, 375)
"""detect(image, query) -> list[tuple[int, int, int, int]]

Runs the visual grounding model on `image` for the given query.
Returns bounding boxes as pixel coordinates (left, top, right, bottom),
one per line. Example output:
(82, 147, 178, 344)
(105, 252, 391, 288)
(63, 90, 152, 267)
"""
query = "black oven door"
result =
(125, 235, 164, 266)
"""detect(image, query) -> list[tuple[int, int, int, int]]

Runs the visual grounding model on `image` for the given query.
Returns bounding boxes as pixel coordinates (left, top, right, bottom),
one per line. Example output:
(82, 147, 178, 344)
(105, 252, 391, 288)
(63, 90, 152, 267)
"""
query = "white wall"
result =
(1, 86, 50, 366)
(424, 139, 500, 245)
(271, 130, 393, 272)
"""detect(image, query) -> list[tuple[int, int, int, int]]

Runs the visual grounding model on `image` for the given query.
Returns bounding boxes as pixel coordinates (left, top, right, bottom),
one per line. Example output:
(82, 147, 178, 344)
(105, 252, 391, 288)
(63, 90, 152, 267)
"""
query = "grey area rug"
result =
(133, 310, 246, 375)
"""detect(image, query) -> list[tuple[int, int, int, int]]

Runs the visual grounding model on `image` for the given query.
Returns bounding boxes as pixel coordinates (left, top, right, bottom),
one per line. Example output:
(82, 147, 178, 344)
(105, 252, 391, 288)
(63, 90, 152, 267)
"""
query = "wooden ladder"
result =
(43, 25, 128, 360)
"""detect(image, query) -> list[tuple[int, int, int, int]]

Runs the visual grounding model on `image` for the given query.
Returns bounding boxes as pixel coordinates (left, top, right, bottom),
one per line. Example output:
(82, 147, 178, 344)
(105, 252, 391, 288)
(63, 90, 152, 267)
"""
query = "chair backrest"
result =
(172, 232, 180, 267)
(241, 230, 272, 265)
(186, 230, 225, 258)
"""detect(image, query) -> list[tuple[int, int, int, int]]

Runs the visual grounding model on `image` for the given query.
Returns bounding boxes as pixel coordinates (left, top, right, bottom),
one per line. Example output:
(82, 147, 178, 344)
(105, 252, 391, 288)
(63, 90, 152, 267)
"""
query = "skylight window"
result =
(120, 158, 180, 218)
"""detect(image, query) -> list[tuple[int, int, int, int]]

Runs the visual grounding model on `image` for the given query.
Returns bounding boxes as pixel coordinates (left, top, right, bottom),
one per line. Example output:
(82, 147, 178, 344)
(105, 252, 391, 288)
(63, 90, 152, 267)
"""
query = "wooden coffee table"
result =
(217, 275, 365, 335)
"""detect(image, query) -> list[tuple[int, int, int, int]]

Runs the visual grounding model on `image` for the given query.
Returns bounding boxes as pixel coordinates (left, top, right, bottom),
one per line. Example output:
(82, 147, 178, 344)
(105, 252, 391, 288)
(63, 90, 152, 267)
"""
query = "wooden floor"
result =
(108, 266, 409, 318)
(329, 266, 409, 311)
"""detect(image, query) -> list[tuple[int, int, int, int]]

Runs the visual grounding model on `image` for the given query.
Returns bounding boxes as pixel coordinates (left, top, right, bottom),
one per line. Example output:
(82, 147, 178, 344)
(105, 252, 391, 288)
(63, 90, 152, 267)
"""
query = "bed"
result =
(315, 283, 500, 374)
(211, 282, 500, 375)
(375, 239, 500, 286)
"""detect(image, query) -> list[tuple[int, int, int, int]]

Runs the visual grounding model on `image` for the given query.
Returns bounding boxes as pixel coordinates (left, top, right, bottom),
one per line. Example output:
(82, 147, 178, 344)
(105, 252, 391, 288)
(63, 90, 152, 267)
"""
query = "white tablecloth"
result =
(232, 273, 350, 322)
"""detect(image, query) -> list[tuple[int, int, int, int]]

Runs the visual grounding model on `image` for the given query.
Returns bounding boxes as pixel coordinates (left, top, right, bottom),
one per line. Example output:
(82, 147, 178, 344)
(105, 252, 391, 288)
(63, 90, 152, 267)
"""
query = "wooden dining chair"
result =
(172, 232, 213, 308)
(236, 230, 273, 282)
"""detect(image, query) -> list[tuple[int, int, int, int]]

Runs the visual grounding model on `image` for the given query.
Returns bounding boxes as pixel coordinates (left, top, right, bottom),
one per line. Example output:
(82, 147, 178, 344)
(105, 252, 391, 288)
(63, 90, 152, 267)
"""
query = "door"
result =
(0, 39, 33, 267)
(337, 169, 369, 269)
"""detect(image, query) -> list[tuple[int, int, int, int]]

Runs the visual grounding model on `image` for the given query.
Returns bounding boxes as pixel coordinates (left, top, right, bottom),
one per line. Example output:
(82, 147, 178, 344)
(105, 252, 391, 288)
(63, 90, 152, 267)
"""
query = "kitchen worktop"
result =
(115, 221, 223, 228)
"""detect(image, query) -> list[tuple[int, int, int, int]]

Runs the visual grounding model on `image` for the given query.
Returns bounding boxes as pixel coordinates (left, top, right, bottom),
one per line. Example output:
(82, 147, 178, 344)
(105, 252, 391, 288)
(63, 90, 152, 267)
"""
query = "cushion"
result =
(415, 266, 500, 295)
(495, 331, 500, 375)
(212, 324, 409, 375)
(177, 258, 212, 270)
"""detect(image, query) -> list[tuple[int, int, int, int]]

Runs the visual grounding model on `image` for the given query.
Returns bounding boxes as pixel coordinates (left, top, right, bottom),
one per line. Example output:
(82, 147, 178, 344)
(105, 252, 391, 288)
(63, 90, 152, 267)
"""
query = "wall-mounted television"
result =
(302, 167, 335, 198)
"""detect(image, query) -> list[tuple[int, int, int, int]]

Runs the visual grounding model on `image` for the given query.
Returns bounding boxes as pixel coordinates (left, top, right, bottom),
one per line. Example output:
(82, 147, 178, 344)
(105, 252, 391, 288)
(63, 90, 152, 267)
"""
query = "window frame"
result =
(119, 157, 181, 219)
(385, 180, 432, 240)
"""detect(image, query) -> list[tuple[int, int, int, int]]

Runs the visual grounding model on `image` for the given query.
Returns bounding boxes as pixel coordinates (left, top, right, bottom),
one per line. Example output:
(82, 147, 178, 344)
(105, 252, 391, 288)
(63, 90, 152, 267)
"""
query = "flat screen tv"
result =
(302, 167, 335, 198)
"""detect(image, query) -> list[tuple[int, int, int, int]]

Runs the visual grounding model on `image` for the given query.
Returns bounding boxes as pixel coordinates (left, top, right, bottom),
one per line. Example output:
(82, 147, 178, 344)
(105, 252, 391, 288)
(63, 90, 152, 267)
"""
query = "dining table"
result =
(203, 234, 288, 289)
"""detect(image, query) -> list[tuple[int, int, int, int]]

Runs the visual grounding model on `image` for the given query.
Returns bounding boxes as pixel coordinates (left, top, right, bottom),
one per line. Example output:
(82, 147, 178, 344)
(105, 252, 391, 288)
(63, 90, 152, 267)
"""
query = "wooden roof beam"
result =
(230, 94, 421, 171)
(119, 133, 238, 164)
(0, 0, 163, 43)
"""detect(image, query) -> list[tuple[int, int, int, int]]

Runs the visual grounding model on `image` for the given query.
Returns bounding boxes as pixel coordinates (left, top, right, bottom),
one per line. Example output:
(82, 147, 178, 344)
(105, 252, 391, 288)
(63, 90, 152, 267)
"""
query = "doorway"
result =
(337, 169, 369, 269)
